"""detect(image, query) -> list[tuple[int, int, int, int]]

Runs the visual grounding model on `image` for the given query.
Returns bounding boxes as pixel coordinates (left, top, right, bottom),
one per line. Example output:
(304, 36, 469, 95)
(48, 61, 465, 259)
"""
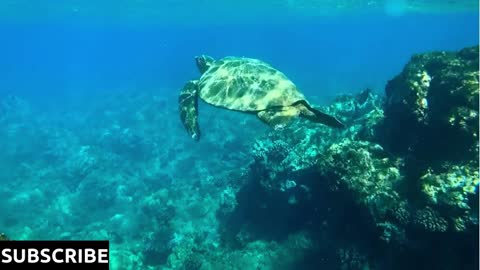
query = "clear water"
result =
(1, 1, 478, 104)
(0, 1, 478, 269)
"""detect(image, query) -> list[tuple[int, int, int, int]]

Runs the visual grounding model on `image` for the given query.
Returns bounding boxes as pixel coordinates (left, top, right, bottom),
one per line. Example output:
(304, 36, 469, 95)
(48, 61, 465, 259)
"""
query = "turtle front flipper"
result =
(293, 100, 345, 128)
(179, 80, 201, 140)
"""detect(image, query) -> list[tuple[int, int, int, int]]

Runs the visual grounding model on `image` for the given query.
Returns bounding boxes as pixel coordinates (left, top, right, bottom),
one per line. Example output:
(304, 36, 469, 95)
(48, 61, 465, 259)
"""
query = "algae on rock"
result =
(380, 45, 479, 162)
(318, 139, 404, 218)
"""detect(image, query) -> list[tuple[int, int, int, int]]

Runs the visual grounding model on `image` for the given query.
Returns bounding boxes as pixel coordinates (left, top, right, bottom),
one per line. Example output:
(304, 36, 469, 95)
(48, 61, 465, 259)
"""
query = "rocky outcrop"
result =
(219, 45, 479, 270)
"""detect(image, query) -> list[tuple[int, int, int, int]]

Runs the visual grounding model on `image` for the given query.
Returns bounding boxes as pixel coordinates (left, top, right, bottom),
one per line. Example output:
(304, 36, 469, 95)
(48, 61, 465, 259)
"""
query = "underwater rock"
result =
(220, 90, 387, 244)
(166, 230, 222, 270)
(207, 232, 314, 270)
(218, 187, 238, 217)
(217, 89, 393, 267)
(142, 228, 174, 266)
(249, 89, 384, 191)
(218, 45, 479, 270)
(420, 161, 479, 211)
(416, 160, 479, 232)
(317, 139, 404, 219)
(62, 145, 99, 190)
(380, 45, 479, 162)
(336, 246, 370, 270)
(323, 88, 385, 141)
(109, 248, 143, 270)
(182, 255, 203, 270)
(412, 207, 449, 233)
(0, 233, 9, 241)
(374, 45, 480, 234)
(140, 190, 176, 226)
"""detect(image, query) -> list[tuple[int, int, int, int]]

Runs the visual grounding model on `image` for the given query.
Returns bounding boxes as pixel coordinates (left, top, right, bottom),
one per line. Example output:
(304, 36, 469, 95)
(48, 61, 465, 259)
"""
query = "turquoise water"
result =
(0, 1, 478, 269)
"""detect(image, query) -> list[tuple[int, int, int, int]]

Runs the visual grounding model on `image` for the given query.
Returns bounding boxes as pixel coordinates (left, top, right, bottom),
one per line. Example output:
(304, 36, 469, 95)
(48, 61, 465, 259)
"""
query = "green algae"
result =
(421, 162, 479, 210)
(318, 139, 403, 216)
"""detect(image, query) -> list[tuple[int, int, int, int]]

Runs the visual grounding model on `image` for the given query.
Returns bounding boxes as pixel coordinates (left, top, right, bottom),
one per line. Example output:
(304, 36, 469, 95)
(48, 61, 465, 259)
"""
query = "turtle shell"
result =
(197, 57, 307, 112)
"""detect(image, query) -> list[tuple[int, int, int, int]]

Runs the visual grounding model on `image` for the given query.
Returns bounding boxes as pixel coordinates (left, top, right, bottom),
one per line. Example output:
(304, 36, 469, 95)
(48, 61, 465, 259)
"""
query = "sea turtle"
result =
(179, 55, 345, 141)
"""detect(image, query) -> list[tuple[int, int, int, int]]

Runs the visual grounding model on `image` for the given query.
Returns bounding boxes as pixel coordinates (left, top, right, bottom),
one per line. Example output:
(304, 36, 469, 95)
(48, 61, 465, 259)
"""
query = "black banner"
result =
(0, 240, 109, 270)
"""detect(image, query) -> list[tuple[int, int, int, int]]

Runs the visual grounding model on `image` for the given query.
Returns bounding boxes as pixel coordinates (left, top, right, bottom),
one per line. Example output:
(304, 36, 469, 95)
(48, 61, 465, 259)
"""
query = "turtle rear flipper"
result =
(294, 100, 345, 128)
(179, 80, 201, 140)
(257, 106, 299, 129)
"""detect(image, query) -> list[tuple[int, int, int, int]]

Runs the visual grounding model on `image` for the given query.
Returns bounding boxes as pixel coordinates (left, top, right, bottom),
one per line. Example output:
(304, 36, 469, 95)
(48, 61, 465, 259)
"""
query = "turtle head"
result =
(195, 55, 215, 74)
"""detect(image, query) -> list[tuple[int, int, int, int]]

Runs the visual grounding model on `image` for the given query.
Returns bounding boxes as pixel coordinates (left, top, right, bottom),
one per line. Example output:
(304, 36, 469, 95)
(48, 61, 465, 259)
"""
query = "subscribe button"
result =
(0, 240, 109, 269)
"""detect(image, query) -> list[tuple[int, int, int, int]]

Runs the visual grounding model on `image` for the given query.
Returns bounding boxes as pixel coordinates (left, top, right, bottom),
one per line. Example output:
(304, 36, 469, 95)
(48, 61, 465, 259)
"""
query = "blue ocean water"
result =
(0, 12, 478, 104)
(0, 2, 478, 269)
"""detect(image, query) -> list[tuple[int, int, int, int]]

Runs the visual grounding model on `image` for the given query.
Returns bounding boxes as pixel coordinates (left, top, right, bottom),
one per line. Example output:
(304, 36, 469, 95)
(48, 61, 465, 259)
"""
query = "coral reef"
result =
(318, 139, 404, 219)
(421, 162, 479, 210)
(376, 45, 480, 232)
(412, 207, 449, 233)
(218, 45, 479, 270)
(250, 88, 383, 191)
(0, 90, 261, 269)
(0, 45, 477, 270)
(379, 45, 479, 162)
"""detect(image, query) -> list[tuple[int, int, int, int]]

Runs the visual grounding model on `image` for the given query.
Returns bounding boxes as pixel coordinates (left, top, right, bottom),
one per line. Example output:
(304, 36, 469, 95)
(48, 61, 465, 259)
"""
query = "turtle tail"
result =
(179, 80, 201, 141)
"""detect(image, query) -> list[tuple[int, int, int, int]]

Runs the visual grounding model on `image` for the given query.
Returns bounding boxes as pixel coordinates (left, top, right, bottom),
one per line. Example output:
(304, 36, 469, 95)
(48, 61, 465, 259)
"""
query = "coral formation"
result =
(249, 88, 383, 191)
(318, 139, 404, 219)
(413, 207, 449, 233)
(380, 46, 479, 162)
(421, 162, 479, 210)
(218, 45, 479, 269)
